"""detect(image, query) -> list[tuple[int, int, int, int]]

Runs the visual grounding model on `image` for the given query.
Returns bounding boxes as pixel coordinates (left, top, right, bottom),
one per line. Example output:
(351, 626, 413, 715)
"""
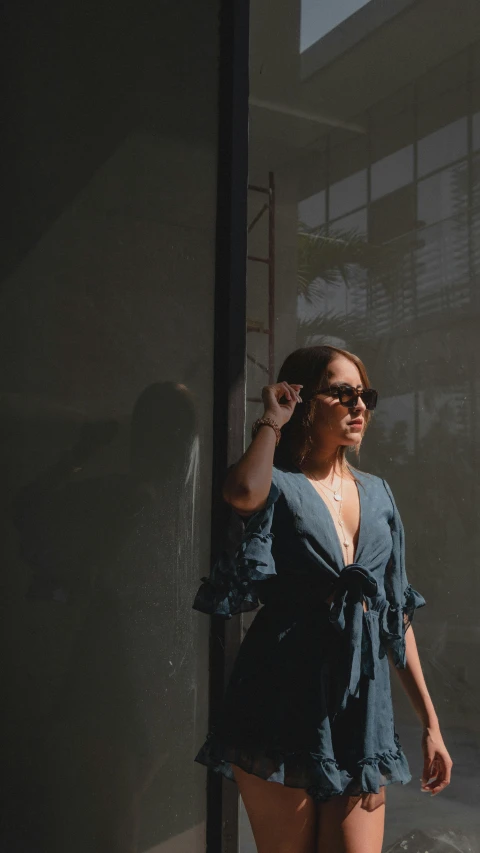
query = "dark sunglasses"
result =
(314, 383, 378, 411)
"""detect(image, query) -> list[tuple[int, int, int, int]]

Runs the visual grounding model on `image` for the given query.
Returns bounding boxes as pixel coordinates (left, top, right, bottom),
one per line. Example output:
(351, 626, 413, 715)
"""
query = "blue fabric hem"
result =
(195, 732, 412, 803)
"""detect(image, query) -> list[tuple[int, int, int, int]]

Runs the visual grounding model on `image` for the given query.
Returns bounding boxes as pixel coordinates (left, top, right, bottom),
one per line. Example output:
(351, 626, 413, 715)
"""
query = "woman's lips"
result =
(348, 420, 363, 430)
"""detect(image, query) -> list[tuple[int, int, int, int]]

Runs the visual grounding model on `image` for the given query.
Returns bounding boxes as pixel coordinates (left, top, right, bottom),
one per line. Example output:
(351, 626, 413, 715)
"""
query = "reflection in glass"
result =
(1, 3, 216, 847)
(371, 145, 413, 201)
(248, 6, 480, 848)
(4, 379, 207, 853)
(417, 117, 468, 177)
(416, 217, 469, 313)
(369, 184, 416, 244)
(418, 163, 468, 226)
(298, 191, 326, 228)
(330, 208, 367, 237)
(329, 169, 367, 220)
(300, 0, 371, 52)
(473, 110, 480, 151)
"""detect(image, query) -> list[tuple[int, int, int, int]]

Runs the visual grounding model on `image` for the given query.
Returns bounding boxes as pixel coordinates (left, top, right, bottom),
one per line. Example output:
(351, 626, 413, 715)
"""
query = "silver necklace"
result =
(318, 479, 343, 502)
(318, 477, 350, 553)
(305, 470, 343, 502)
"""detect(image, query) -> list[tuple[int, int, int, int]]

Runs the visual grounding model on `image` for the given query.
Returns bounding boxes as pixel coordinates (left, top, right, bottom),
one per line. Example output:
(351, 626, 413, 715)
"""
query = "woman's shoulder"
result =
(354, 468, 398, 512)
(353, 468, 383, 484)
(353, 468, 392, 495)
(272, 463, 303, 491)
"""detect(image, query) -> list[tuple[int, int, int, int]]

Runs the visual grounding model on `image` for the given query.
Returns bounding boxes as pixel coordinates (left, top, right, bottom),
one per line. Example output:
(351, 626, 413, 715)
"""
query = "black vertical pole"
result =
(268, 171, 276, 384)
(206, 1, 250, 852)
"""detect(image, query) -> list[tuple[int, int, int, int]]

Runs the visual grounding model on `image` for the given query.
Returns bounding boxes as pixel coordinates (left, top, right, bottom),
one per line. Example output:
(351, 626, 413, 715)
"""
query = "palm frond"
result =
(297, 309, 375, 356)
(297, 220, 398, 300)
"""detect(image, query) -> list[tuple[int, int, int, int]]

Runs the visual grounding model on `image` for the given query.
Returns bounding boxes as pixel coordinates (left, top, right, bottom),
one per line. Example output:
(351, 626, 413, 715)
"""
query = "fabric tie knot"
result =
(333, 563, 378, 602)
(329, 563, 379, 713)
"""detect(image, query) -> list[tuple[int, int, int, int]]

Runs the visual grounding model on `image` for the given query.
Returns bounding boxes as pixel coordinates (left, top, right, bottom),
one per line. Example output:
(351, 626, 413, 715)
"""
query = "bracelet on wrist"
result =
(251, 416, 281, 446)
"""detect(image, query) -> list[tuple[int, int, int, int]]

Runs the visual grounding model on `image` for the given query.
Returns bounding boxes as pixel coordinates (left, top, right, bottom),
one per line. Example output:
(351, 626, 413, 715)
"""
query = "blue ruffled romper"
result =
(192, 466, 426, 802)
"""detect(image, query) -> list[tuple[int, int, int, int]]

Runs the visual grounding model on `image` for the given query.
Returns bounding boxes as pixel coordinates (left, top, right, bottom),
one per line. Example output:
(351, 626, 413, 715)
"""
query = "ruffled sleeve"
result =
(380, 479, 426, 668)
(192, 474, 280, 619)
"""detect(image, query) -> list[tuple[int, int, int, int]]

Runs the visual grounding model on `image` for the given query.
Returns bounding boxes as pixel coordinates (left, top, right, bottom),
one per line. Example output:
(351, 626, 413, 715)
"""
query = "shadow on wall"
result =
(1, 382, 199, 853)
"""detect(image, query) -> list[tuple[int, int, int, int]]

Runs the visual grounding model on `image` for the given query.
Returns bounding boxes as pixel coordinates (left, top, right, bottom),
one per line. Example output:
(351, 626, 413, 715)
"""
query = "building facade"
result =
(1, 1, 479, 851)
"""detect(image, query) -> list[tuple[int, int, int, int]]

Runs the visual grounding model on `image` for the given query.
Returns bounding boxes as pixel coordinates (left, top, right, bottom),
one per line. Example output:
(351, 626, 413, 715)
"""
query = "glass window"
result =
(330, 207, 367, 237)
(370, 108, 415, 163)
(473, 40, 480, 81)
(371, 392, 416, 456)
(418, 162, 468, 227)
(369, 184, 416, 244)
(471, 151, 480, 209)
(473, 111, 480, 152)
(415, 216, 470, 314)
(1, 4, 216, 850)
(300, 0, 371, 52)
(418, 117, 468, 177)
(247, 5, 480, 851)
(371, 145, 413, 202)
(329, 132, 369, 185)
(298, 190, 326, 228)
(329, 169, 367, 220)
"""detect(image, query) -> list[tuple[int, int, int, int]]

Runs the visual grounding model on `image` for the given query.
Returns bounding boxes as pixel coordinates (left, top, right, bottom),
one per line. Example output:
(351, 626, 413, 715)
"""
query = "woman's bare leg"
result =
(232, 764, 317, 853)
(316, 789, 386, 853)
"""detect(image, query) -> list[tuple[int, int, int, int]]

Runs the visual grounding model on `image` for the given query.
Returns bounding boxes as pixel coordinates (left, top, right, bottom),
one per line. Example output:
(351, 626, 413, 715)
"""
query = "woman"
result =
(193, 345, 452, 853)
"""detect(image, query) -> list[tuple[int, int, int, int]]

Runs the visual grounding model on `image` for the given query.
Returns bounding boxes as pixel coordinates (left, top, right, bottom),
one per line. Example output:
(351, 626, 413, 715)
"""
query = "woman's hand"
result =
(262, 382, 303, 428)
(420, 725, 453, 796)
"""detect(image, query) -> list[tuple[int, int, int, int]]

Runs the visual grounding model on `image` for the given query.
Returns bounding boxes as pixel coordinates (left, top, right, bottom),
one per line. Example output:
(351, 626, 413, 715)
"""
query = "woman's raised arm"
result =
(222, 381, 302, 514)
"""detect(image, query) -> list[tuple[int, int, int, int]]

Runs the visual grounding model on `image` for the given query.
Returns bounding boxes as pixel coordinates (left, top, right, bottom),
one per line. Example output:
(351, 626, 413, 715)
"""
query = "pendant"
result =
(344, 541, 349, 547)
(334, 492, 342, 501)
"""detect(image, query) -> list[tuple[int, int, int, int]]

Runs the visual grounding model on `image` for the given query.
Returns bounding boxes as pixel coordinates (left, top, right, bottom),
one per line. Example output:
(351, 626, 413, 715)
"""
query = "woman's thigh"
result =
(232, 764, 317, 853)
(316, 789, 386, 853)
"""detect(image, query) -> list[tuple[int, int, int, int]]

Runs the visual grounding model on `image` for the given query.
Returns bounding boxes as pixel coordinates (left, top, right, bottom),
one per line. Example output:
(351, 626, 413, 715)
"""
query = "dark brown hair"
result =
(273, 345, 372, 471)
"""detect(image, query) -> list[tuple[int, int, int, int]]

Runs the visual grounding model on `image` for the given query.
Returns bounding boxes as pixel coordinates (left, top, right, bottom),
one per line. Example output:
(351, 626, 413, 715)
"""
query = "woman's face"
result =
(310, 355, 367, 451)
